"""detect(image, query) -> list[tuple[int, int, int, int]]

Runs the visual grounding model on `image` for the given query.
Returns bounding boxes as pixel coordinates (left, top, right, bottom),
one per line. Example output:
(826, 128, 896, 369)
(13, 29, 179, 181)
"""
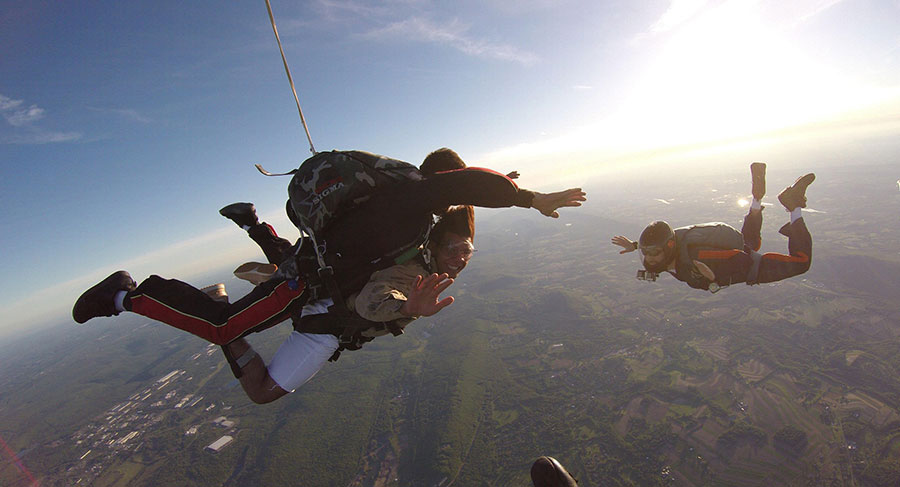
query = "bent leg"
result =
(248, 223, 294, 264)
(125, 276, 306, 345)
(756, 218, 812, 283)
(224, 338, 290, 404)
(741, 209, 762, 252)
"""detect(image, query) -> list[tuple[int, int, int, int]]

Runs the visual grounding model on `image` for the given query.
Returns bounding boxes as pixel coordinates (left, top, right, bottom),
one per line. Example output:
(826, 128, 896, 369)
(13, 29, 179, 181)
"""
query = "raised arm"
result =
(354, 265, 455, 322)
(611, 235, 638, 254)
(398, 274, 455, 318)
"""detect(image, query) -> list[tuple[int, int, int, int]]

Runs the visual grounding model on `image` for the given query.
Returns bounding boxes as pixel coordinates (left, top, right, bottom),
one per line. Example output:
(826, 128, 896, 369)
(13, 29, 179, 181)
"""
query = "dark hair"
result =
(420, 147, 466, 176)
(431, 205, 475, 245)
(639, 220, 674, 249)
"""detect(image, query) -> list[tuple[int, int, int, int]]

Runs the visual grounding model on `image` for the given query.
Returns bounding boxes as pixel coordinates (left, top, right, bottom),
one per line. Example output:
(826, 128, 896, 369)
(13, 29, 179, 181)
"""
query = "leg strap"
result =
(221, 344, 260, 379)
(745, 250, 763, 285)
(236, 349, 259, 369)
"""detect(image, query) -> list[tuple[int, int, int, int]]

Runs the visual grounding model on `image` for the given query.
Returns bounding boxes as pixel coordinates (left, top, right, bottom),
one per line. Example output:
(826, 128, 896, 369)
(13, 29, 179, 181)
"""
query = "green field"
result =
(4, 186, 900, 486)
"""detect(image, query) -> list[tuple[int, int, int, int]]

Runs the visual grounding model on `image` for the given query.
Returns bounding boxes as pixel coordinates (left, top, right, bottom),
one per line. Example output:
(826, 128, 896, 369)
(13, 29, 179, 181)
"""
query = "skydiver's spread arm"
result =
(532, 189, 586, 218)
(611, 235, 638, 254)
(421, 168, 533, 208)
(420, 168, 585, 216)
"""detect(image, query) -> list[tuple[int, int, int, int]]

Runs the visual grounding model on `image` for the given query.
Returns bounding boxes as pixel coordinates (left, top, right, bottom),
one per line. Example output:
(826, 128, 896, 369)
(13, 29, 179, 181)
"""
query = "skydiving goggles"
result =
(638, 245, 666, 257)
(442, 240, 477, 260)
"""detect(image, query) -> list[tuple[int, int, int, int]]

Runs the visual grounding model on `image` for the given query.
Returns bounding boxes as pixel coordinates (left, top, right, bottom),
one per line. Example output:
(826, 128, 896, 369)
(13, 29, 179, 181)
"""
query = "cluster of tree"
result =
(661, 341, 714, 377)
(861, 460, 900, 486)
(772, 425, 808, 454)
(717, 421, 767, 450)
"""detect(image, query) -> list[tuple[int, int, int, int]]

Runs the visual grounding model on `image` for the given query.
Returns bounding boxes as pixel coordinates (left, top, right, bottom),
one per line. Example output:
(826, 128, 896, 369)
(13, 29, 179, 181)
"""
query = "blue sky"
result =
(1, 0, 899, 336)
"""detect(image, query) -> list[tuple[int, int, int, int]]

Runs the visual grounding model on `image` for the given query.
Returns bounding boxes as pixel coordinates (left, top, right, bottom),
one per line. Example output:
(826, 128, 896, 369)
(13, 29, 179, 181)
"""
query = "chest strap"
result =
(745, 249, 764, 285)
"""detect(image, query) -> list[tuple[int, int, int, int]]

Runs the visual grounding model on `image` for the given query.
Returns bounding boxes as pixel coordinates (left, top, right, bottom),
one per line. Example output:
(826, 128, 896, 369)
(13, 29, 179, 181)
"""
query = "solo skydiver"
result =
(73, 148, 586, 402)
(611, 163, 814, 292)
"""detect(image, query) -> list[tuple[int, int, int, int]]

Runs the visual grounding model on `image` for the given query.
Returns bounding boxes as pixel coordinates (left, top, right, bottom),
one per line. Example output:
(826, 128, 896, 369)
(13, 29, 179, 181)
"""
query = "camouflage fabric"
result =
(288, 150, 422, 234)
(348, 258, 435, 338)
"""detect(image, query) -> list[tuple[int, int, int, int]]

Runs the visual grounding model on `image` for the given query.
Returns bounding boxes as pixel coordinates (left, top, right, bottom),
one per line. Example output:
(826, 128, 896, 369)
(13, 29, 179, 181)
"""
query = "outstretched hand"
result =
(611, 235, 637, 254)
(532, 188, 586, 218)
(399, 273, 455, 317)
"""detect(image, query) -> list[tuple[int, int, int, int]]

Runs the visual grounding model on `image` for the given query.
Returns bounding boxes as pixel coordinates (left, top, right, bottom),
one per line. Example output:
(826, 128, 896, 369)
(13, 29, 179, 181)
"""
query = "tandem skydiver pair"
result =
(73, 148, 585, 404)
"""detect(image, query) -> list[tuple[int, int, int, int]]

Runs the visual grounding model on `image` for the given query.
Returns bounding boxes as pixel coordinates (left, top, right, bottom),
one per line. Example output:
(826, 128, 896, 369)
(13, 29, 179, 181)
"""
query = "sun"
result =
(612, 1, 876, 150)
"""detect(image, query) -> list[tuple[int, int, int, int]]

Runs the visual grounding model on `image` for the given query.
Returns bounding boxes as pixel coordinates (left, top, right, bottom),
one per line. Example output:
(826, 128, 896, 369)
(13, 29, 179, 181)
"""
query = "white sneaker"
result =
(201, 283, 229, 303)
(233, 262, 278, 286)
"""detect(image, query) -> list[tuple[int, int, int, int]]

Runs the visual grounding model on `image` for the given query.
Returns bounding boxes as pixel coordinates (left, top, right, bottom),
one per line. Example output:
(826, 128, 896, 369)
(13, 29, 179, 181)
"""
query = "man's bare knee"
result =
(245, 379, 289, 404)
(224, 339, 289, 404)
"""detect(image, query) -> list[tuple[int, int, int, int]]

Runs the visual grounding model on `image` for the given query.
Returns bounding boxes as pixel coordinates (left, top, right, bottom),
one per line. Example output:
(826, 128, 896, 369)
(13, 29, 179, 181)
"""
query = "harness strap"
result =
(317, 266, 357, 344)
(221, 345, 244, 378)
(394, 246, 421, 265)
(745, 250, 764, 285)
(221, 345, 260, 379)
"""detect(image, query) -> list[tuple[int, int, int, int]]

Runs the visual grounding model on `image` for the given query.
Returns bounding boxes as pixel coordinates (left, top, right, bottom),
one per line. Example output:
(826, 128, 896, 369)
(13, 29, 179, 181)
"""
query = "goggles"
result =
(639, 245, 665, 257)
(442, 240, 476, 260)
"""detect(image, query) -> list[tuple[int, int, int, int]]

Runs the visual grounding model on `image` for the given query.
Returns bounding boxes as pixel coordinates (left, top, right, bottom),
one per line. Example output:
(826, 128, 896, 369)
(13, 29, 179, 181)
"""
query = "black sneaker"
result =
(531, 456, 577, 487)
(73, 271, 136, 324)
(219, 202, 259, 228)
(750, 162, 766, 201)
(778, 173, 816, 211)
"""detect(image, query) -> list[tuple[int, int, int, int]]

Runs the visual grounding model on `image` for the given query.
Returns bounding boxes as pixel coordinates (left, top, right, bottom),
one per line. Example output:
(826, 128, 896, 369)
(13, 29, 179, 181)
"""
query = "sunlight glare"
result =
(612, 1, 885, 151)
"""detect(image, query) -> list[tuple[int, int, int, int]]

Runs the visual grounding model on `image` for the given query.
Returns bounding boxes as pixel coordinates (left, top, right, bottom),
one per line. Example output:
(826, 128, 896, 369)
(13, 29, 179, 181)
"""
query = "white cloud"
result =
(649, 0, 710, 34)
(87, 106, 152, 123)
(6, 105, 45, 126)
(2, 132, 82, 144)
(280, 0, 409, 32)
(0, 93, 81, 144)
(285, 2, 538, 65)
(0, 94, 45, 126)
(364, 17, 539, 66)
(315, 0, 387, 19)
(0, 95, 24, 111)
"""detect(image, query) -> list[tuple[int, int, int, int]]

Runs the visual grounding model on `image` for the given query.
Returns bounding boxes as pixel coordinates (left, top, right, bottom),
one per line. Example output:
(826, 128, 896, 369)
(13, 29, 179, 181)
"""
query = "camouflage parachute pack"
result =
(287, 150, 422, 236)
(284, 150, 427, 351)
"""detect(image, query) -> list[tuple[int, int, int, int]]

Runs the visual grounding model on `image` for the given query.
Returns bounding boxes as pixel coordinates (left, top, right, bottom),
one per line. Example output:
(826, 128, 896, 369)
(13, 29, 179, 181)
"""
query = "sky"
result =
(1, 0, 899, 337)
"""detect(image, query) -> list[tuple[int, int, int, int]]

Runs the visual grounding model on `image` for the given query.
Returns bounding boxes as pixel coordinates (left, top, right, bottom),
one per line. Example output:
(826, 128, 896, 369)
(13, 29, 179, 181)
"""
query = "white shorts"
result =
(267, 298, 338, 392)
(268, 331, 339, 392)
